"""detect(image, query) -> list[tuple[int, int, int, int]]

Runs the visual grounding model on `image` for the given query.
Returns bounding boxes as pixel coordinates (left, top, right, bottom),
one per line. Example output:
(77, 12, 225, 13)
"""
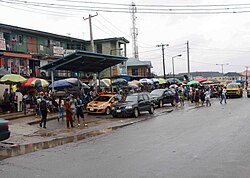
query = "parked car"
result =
(226, 83, 243, 98)
(150, 89, 176, 107)
(112, 93, 154, 118)
(86, 93, 121, 115)
(0, 118, 10, 141)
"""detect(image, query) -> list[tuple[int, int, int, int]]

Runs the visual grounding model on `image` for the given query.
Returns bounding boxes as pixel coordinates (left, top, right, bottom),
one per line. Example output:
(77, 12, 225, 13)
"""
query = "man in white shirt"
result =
(220, 87, 227, 104)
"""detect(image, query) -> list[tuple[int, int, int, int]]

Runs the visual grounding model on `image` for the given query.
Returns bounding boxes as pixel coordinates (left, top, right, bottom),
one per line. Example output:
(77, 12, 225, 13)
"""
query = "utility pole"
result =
(83, 13, 98, 92)
(83, 13, 98, 52)
(156, 44, 169, 79)
(187, 41, 190, 79)
(216, 63, 229, 75)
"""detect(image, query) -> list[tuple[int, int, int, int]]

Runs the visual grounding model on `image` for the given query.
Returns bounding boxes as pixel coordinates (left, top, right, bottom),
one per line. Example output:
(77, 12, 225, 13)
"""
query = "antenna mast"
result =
(130, 2, 139, 59)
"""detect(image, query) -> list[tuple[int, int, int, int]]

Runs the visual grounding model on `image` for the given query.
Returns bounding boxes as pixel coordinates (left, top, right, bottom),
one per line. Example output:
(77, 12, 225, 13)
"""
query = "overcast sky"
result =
(1, 0, 250, 75)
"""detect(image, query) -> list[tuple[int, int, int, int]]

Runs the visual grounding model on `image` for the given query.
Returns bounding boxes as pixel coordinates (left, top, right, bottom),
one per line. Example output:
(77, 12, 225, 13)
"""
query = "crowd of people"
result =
(171, 84, 228, 107)
(1, 81, 231, 130)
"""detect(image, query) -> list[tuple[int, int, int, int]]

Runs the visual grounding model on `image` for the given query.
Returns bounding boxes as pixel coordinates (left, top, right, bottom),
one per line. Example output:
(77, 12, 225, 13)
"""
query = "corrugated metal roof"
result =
(40, 50, 127, 73)
(126, 58, 152, 67)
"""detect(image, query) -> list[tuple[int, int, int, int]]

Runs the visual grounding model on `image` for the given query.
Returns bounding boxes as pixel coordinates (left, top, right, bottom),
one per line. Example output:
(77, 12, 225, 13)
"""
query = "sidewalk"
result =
(0, 108, 174, 157)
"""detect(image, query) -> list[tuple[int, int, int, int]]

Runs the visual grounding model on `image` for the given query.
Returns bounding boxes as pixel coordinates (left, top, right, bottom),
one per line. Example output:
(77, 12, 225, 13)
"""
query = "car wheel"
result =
(105, 107, 111, 115)
(248, 95, 250, 98)
(158, 100, 163, 108)
(171, 100, 176, 106)
(133, 108, 139, 118)
(149, 105, 154, 114)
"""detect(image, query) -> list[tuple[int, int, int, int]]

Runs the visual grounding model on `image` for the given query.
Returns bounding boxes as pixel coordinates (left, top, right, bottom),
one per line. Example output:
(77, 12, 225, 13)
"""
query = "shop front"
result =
(0, 52, 31, 77)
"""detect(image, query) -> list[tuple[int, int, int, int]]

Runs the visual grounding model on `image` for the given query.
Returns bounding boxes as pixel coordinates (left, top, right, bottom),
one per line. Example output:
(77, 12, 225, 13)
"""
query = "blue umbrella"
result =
(49, 80, 73, 89)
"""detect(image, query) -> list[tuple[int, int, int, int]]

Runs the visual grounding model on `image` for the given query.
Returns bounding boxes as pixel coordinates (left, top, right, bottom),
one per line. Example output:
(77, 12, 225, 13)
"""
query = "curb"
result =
(0, 109, 173, 158)
(0, 119, 142, 157)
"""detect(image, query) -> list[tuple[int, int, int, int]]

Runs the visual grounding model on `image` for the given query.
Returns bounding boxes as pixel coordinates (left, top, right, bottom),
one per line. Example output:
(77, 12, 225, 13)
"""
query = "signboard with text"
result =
(53, 46, 64, 57)
(0, 38, 6, 50)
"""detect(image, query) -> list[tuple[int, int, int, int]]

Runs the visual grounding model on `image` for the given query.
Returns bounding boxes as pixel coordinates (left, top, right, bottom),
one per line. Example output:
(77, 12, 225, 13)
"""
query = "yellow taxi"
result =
(86, 93, 120, 114)
(226, 83, 243, 98)
(247, 84, 250, 98)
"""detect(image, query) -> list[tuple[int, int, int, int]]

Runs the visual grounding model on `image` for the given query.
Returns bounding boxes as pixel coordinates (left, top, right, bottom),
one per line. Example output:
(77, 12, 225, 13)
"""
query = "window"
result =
(0, 32, 3, 39)
(17, 35, 23, 44)
(67, 43, 73, 49)
(143, 94, 150, 101)
(138, 95, 143, 101)
(142, 68, 147, 76)
(45, 39, 50, 47)
(96, 43, 102, 53)
(132, 68, 138, 75)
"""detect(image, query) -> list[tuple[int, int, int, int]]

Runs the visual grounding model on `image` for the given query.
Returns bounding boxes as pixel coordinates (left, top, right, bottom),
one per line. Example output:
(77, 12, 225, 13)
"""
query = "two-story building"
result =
(0, 23, 129, 80)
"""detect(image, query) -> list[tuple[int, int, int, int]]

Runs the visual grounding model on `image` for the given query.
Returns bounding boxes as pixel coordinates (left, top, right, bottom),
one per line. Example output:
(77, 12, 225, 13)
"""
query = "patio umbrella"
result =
(201, 80, 213, 84)
(31, 79, 49, 88)
(101, 78, 111, 85)
(170, 84, 178, 89)
(139, 78, 153, 85)
(112, 78, 128, 85)
(49, 80, 73, 89)
(128, 82, 139, 88)
(194, 77, 207, 83)
(0, 74, 27, 84)
(96, 79, 110, 87)
(187, 80, 200, 85)
(151, 78, 160, 83)
(131, 80, 142, 87)
(158, 78, 167, 85)
(64, 78, 90, 89)
(21, 77, 38, 87)
(166, 78, 181, 84)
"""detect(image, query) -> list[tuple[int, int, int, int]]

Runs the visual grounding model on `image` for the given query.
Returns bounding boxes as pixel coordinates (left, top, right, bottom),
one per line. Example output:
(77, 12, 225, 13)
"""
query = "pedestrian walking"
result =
(65, 98, 74, 129)
(174, 89, 179, 107)
(22, 94, 28, 115)
(70, 96, 76, 122)
(35, 96, 41, 118)
(39, 96, 49, 129)
(179, 89, 185, 106)
(194, 89, 200, 107)
(75, 97, 87, 127)
(220, 87, 227, 104)
(200, 89, 205, 106)
(57, 96, 64, 121)
(204, 88, 211, 106)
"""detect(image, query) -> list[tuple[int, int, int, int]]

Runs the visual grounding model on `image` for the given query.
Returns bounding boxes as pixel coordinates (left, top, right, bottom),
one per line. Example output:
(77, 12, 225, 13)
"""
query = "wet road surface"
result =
(0, 96, 250, 178)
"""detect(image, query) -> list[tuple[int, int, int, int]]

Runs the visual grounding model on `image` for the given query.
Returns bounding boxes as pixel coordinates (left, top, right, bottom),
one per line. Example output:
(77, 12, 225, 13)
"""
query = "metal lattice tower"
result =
(130, 2, 139, 59)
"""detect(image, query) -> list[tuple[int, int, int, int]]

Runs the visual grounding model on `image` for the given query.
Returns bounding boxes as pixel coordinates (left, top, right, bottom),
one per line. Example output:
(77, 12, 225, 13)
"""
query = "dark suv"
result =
(150, 89, 176, 108)
(112, 93, 155, 118)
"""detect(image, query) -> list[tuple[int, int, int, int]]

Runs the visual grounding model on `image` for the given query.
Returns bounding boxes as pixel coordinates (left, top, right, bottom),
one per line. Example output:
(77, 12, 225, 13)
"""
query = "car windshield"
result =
(227, 84, 238, 88)
(125, 95, 138, 102)
(150, 89, 164, 96)
(93, 96, 111, 102)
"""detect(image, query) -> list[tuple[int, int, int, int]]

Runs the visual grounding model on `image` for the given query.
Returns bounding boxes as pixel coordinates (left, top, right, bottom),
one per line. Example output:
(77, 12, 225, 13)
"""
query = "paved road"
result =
(0, 95, 250, 178)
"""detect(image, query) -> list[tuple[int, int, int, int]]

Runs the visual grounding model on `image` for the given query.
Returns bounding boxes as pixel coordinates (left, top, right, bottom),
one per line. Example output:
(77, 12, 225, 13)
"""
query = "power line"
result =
(99, 14, 130, 39)
(55, 0, 250, 8)
(2, 0, 250, 14)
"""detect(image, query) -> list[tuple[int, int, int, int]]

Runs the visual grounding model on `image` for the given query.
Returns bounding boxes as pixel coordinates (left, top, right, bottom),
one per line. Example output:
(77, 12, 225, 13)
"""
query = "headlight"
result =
(98, 104, 105, 108)
(125, 106, 132, 109)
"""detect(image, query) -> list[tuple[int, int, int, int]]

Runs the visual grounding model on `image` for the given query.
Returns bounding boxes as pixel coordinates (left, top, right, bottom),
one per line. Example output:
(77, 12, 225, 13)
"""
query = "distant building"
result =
(126, 58, 152, 77)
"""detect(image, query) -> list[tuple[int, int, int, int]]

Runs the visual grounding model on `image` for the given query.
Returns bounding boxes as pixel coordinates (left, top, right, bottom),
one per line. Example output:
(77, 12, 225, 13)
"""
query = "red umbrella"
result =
(21, 77, 38, 87)
(194, 77, 207, 83)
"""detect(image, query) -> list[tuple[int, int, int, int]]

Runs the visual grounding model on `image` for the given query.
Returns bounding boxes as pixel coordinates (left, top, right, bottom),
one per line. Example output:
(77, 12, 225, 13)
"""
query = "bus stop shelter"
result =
(40, 50, 128, 90)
